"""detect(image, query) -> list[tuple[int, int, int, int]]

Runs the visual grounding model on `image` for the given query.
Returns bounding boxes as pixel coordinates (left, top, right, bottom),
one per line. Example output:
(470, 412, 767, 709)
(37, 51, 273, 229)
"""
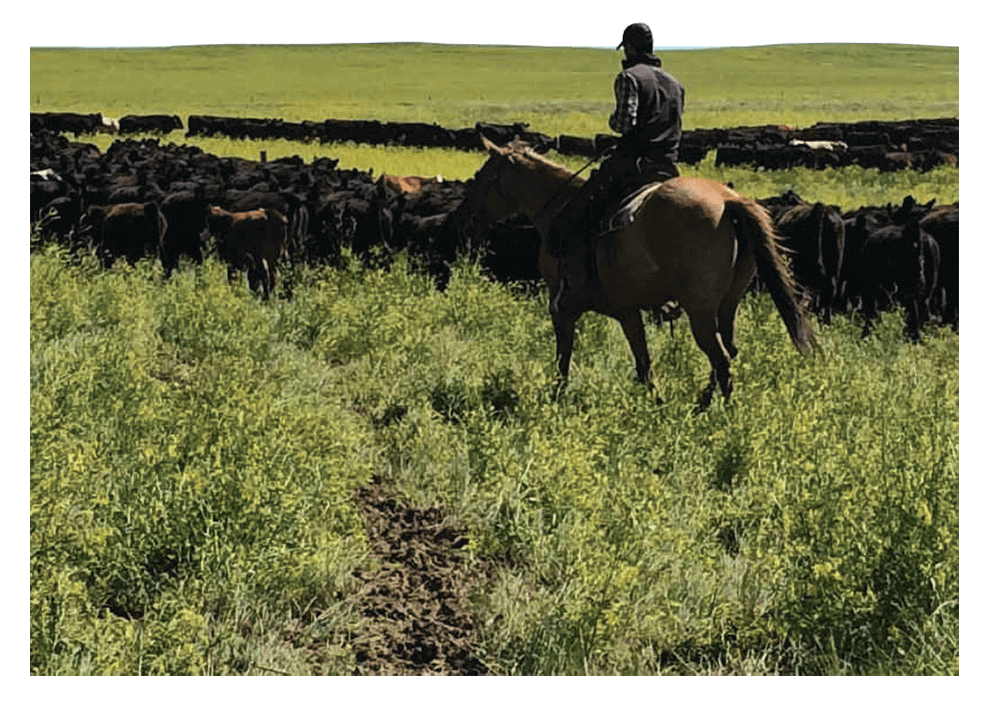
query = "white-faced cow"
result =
(95, 115, 120, 135)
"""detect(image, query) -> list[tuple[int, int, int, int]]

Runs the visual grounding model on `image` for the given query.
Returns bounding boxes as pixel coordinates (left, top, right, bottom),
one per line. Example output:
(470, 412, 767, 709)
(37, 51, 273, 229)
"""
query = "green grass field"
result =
(30, 43, 957, 134)
(30, 43, 960, 676)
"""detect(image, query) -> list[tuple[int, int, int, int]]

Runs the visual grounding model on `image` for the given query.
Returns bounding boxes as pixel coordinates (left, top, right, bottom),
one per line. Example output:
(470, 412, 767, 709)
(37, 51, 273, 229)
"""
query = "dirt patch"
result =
(348, 482, 492, 675)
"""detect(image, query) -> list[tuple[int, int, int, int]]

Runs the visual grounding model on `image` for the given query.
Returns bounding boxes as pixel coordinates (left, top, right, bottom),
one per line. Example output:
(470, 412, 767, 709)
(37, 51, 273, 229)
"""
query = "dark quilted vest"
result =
(618, 62, 685, 162)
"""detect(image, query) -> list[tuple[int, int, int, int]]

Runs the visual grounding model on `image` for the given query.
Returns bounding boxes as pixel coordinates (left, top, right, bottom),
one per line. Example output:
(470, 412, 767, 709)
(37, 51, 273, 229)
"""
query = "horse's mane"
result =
(506, 139, 585, 185)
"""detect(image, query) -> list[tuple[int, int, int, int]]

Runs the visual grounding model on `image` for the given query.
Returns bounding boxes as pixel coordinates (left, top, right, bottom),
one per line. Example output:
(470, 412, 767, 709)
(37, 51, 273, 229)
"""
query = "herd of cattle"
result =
(30, 120, 958, 339)
(31, 112, 958, 173)
(752, 190, 957, 339)
(707, 119, 958, 172)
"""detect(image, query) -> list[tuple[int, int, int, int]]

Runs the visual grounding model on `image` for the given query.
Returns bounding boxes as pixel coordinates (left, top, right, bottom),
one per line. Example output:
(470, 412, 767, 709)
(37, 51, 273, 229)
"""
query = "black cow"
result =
(84, 201, 168, 268)
(159, 190, 211, 276)
(30, 114, 46, 133)
(920, 204, 959, 332)
(118, 115, 184, 134)
(211, 118, 280, 140)
(845, 145, 887, 170)
(106, 181, 166, 206)
(714, 143, 756, 168)
(770, 199, 846, 324)
(36, 112, 103, 136)
(35, 195, 85, 251)
(857, 215, 940, 342)
(678, 142, 711, 165)
(186, 115, 226, 138)
(475, 215, 543, 285)
(321, 119, 389, 145)
(296, 121, 327, 142)
(31, 169, 70, 222)
(557, 134, 597, 157)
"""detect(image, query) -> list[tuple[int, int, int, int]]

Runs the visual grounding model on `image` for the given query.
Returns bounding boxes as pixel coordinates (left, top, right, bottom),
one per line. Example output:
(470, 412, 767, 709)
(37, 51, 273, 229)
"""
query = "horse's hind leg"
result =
(718, 242, 755, 360)
(617, 308, 660, 400)
(688, 310, 733, 409)
(617, 308, 652, 384)
(717, 294, 741, 362)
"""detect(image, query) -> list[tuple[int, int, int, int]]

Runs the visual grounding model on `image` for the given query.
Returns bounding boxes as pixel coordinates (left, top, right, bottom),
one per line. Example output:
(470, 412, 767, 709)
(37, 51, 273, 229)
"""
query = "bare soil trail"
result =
(349, 482, 493, 675)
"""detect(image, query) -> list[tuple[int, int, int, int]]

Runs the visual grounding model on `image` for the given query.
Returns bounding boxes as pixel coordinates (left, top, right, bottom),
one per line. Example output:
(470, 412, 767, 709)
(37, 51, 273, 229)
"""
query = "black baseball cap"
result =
(617, 23, 653, 50)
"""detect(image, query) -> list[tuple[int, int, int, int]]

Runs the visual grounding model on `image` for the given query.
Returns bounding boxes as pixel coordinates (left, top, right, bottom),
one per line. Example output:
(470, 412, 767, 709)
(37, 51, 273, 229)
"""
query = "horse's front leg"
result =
(549, 305, 579, 387)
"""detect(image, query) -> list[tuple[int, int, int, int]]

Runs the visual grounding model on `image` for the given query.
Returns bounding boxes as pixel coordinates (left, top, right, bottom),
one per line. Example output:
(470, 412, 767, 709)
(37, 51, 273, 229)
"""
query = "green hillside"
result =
(30, 43, 958, 135)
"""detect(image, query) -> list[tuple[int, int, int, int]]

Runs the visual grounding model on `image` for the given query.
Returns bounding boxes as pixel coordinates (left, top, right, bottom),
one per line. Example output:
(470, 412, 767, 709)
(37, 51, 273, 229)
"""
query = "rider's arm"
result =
(608, 72, 639, 136)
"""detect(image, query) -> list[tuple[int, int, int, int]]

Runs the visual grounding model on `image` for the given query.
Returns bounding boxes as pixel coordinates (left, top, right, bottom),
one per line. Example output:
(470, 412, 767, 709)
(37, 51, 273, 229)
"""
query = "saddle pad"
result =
(598, 182, 664, 237)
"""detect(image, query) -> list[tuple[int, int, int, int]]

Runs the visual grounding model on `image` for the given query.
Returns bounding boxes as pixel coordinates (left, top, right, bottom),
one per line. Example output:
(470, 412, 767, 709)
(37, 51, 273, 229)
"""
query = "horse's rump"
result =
(594, 177, 744, 306)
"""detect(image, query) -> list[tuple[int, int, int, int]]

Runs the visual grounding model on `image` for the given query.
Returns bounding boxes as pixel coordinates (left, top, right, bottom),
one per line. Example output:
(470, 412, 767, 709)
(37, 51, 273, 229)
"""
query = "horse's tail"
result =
(726, 198, 817, 353)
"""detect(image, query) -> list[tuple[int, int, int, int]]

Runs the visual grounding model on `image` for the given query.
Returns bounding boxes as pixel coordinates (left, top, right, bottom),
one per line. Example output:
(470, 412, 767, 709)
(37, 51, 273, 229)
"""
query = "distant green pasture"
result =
(30, 43, 958, 136)
(30, 43, 959, 206)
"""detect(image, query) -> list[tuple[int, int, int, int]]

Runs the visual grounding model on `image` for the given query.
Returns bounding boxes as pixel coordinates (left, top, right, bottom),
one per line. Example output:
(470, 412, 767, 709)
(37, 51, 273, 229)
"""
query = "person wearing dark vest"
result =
(551, 22, 685, 314)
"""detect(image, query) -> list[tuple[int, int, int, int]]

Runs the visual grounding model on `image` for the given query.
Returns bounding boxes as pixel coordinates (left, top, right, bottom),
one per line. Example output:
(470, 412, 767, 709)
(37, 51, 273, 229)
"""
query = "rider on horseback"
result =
(551, 22, 685, 314)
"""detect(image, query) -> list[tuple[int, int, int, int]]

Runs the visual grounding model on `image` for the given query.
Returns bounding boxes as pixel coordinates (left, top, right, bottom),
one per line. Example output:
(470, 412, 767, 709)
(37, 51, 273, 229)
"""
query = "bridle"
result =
(475, 142, 611, 225)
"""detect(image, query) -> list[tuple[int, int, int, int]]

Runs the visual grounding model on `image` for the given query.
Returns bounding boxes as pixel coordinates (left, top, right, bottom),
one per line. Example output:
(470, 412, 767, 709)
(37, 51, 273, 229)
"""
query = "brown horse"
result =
(456, 138, 816, 408)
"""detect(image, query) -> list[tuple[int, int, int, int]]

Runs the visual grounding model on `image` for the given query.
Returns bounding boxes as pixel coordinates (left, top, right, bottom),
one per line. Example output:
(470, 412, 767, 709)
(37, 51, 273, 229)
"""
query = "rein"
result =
(533, 146, 612, 220)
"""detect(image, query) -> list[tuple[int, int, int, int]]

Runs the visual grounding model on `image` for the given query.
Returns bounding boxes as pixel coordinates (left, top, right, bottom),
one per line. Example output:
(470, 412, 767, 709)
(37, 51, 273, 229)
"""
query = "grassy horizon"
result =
(30, 43, 958, 135)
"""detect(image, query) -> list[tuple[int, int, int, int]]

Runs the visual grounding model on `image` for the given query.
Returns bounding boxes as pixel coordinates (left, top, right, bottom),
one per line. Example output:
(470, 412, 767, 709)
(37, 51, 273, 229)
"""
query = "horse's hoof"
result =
(695, 388, 714, 414)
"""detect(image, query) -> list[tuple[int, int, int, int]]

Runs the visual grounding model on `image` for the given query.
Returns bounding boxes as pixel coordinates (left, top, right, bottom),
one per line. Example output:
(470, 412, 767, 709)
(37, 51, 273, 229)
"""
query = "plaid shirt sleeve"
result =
(608, 71, 639, 135)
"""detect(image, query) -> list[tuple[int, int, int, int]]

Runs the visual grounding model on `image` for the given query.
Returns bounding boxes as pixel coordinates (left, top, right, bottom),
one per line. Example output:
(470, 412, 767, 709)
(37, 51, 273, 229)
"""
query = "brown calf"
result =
(207, 205, 289, 297)
(375, 173, 444, 194)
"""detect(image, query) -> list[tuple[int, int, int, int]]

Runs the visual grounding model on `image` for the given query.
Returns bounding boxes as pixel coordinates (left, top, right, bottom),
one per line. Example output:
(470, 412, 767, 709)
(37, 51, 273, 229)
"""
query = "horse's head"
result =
(451, 137, 528, 240)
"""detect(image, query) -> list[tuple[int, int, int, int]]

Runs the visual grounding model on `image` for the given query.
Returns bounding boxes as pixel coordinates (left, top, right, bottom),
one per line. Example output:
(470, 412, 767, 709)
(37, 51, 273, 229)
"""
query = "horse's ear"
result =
(480, 136, 516, 164)
(480, 135, 501, 154)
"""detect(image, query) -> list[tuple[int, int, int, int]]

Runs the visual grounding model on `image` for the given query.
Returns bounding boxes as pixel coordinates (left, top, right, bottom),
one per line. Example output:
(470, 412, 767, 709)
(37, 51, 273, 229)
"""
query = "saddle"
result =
(596, 181, 664, 237)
